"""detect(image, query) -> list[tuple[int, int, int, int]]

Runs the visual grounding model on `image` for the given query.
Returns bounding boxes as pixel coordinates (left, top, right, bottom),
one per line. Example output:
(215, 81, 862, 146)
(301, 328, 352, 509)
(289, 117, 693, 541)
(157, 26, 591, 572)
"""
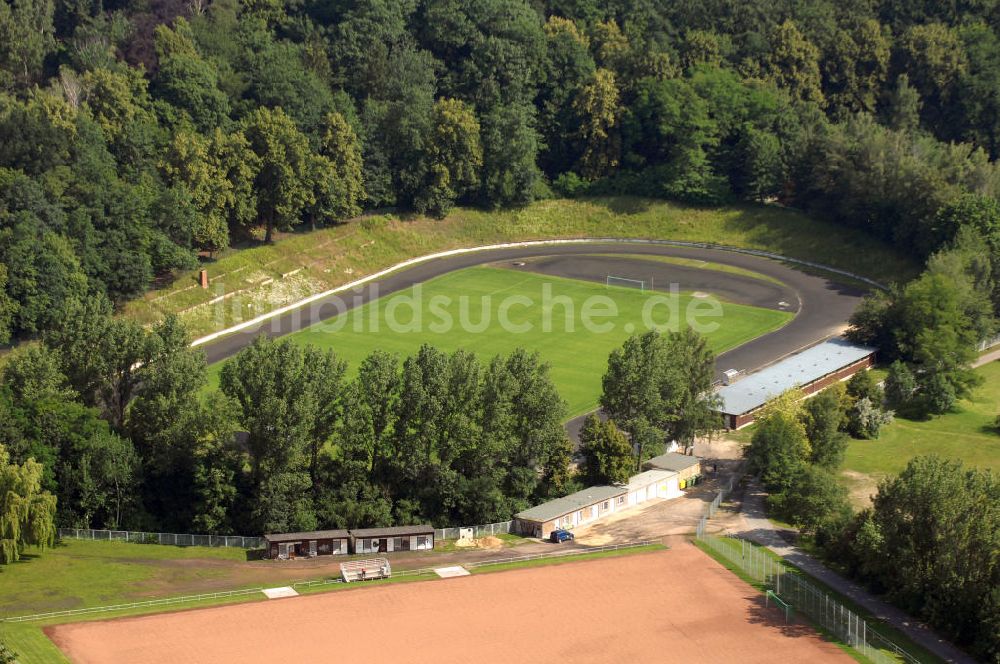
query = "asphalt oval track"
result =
(198, 242, 867, 438)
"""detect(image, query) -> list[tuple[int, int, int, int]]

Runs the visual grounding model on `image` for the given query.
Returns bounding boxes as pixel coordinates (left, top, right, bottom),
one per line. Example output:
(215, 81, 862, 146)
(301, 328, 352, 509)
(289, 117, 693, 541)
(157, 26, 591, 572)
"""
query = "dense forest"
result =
(2, 0, 1000, 341)
(2, 1, 1000, 658)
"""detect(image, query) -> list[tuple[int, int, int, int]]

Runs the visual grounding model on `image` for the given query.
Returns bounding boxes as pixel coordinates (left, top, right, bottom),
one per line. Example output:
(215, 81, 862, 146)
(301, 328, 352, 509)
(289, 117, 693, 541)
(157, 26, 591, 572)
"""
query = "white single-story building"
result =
(513, 485, 627, 538)
(625, 469, 682, 506)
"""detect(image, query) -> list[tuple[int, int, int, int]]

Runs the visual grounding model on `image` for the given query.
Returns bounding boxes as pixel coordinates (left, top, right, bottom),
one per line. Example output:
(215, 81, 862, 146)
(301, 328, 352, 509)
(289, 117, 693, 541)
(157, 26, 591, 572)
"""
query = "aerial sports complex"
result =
(46, 240, 879, 663)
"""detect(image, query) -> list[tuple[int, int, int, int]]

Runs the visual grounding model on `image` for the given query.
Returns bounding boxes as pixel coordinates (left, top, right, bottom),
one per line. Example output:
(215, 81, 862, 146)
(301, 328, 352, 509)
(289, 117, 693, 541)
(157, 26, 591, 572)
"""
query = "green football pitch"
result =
(207, 266, 793, 417)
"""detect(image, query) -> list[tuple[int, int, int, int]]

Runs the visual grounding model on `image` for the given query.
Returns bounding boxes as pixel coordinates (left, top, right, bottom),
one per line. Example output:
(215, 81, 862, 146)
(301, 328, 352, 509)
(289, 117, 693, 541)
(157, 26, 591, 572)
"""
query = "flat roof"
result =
(515, 485, 626, 523)
(350, 525, 434, 538)
(644, 452, 701, 472)
(264, 530, 350, 543)
(626, 469, 678, 492)
(715, 337, 876, 416)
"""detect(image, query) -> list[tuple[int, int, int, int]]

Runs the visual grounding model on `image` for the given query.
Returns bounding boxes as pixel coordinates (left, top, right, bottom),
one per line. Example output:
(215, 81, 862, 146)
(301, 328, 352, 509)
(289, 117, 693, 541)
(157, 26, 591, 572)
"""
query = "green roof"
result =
(515, 485, 626, 523)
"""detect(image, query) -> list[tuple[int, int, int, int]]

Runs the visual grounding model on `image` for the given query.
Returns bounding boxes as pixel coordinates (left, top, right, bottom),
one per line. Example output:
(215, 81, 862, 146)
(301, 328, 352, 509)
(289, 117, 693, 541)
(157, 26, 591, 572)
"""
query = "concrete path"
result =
(736, 482, 976, 664)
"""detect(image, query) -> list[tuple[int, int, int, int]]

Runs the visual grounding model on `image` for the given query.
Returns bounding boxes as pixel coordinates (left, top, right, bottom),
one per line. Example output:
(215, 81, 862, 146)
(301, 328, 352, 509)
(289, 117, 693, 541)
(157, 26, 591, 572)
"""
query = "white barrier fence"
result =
(3, 540, 658, 623)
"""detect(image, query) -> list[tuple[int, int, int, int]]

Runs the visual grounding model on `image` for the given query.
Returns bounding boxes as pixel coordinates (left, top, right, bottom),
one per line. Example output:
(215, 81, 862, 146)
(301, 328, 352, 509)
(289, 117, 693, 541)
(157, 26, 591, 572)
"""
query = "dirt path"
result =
(973, 346, 1000, 367)
(49, 546, 851, 664)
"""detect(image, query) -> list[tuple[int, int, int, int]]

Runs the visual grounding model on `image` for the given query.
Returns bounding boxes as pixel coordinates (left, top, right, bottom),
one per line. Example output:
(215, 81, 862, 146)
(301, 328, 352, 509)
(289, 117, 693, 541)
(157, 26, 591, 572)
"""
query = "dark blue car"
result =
(549, 529, 574, 543)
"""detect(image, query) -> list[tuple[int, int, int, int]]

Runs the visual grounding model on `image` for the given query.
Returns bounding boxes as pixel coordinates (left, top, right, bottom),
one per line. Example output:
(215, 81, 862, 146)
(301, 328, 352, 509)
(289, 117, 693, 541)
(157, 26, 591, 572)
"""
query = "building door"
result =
(378, 538, 388, 553)
(309, 540, 317, 557)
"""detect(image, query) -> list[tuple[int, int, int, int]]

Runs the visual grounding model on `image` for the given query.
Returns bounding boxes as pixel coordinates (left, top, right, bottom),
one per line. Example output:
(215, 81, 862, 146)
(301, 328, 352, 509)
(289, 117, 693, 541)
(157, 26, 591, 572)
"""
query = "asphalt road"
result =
(198, 242, 866, 440)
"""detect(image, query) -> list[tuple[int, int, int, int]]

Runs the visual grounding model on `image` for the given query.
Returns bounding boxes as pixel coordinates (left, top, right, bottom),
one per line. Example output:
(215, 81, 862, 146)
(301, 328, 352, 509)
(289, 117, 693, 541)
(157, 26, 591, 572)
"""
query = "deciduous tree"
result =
(579, 414, 632, 485)
(0, 443, 56, 564)
(240, 107, 312, 242)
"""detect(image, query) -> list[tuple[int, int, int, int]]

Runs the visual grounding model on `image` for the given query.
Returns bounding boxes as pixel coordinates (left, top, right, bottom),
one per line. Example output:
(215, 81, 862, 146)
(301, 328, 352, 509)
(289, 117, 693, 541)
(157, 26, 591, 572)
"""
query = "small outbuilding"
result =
(643, 452, 702, 486)
(513, 485, 627, 539)
(264, 530, 350, 560)
(350, 525, 435, 554)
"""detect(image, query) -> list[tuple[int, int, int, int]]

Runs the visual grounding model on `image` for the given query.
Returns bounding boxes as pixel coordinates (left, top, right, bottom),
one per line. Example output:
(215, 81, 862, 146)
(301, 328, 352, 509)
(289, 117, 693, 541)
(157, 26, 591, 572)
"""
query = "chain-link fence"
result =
(57, 523, 517, 549)
(697, 535, 919, 664)
(57, 528, 263, 549)
(694, 474, 917, 663)
(434, 521, 512, 541)
(695, 472, 739, 538)
(978, 334, 1000, 352)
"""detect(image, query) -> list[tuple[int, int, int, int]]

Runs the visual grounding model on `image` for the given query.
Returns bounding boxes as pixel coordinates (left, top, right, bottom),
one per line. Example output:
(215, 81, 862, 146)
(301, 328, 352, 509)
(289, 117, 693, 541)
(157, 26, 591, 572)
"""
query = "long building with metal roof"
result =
(715, 337, 876, 429)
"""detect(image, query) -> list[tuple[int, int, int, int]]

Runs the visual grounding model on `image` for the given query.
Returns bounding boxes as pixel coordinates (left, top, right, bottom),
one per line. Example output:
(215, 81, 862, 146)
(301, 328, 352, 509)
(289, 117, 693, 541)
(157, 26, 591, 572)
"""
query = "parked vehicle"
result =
(550, 529, 574, 543)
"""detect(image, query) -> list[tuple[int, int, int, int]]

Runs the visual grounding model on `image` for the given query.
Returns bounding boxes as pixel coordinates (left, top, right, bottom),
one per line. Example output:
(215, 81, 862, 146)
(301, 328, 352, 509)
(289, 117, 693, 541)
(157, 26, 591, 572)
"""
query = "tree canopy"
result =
(0, 0, 999, 341)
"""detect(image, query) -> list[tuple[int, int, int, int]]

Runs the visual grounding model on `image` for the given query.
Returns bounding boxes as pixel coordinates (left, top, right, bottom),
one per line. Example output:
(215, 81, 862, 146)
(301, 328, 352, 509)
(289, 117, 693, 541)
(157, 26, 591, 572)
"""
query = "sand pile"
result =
(475, 536, 503, 549)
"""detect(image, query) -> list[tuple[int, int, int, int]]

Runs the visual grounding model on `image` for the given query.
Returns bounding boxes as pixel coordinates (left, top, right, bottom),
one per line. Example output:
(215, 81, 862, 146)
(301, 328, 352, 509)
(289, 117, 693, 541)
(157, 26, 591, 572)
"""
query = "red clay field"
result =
(48, 544, 851, 664)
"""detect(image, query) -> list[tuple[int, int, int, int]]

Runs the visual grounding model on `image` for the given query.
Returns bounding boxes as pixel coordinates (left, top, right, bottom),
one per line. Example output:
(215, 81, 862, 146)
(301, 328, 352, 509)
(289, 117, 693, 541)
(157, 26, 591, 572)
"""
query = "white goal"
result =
(606, 275, 650, 291)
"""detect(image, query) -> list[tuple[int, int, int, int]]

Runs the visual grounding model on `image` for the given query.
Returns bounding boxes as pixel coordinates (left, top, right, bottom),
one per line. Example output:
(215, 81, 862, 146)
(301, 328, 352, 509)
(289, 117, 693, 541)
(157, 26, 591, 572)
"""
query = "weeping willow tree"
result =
(0, 444, 57, 564)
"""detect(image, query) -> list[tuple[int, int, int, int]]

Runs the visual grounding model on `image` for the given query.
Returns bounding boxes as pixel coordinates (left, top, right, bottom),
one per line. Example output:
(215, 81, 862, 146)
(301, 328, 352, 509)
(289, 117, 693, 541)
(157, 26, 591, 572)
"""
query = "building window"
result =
(603, 501, 609, 510)
(617, 496, 625, 505)
(416, 535, 429, 549)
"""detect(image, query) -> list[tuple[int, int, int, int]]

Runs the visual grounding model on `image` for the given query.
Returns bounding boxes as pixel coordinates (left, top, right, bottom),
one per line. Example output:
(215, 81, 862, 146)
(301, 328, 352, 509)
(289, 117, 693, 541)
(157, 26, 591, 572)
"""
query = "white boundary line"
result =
(190, 238, 887, 348)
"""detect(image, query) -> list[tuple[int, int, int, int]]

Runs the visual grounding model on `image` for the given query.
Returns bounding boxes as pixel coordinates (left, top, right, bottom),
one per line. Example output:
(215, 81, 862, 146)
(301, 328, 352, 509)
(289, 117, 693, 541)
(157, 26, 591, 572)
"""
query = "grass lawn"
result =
(0, 540, 249, 618)
(206, 266, 793, 417)
(0, 623, 69, 664)
(841, 360, 1000, 506)
(122, 197, 917, 339)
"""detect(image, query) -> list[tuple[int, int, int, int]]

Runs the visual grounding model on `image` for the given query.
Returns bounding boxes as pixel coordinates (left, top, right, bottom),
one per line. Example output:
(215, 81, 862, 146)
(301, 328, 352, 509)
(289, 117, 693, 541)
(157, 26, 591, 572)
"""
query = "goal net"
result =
(606, 275, 648, 291)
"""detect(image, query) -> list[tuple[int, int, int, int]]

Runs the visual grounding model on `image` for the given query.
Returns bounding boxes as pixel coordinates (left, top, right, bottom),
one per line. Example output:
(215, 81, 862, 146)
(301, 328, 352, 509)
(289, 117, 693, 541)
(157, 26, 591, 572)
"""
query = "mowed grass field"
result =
(0, 540, 249, 618)
(841, 360, 1000, 506)
(206, 266, 793, 416)
(122, 197, 917, 338)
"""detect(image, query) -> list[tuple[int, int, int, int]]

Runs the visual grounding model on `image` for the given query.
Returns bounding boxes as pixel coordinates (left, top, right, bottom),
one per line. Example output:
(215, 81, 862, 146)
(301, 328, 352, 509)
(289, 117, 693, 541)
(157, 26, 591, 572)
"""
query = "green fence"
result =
(697, 534, 919, 664)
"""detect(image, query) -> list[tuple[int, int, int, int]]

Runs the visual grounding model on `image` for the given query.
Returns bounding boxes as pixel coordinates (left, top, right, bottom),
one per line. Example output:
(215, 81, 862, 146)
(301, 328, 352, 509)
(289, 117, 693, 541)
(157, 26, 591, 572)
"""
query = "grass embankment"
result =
(1, 540, 661, 664)
(204, 266, 793, 416)
(695, 537, 939, 664)
(122, 198, 918, 339)
(842, 360, 1000, 506)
